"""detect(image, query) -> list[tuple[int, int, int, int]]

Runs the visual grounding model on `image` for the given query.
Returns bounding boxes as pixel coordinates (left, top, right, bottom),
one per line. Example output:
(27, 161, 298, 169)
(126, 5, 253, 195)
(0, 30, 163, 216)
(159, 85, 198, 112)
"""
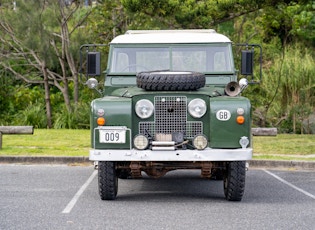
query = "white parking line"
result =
(263, 169, 315, 200)
(62, 170, 97, 214)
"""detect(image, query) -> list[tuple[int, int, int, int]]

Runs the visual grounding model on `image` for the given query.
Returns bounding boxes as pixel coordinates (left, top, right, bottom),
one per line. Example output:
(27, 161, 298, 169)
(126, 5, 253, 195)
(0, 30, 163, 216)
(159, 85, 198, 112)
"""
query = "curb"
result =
(0, 156, 91, 165)
(249, 160, 315, 170)
(0, 156, 315, 170)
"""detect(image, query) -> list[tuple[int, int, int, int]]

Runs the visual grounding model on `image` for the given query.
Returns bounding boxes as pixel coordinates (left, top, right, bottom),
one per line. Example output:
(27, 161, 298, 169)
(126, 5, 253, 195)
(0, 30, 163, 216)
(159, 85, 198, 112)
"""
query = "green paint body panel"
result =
(91, 97, 132, 149)
(209, 96, 251, 148)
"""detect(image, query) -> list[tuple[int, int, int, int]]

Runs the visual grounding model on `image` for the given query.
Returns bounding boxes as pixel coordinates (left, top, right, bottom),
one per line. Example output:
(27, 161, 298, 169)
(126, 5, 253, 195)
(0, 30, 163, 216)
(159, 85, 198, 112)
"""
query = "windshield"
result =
(109, 44, 233, 74)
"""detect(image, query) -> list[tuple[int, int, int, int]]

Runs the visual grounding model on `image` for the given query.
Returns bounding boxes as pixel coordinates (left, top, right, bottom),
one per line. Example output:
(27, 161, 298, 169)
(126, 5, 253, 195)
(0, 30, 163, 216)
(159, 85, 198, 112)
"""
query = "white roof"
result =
(110, 30, 231, 44)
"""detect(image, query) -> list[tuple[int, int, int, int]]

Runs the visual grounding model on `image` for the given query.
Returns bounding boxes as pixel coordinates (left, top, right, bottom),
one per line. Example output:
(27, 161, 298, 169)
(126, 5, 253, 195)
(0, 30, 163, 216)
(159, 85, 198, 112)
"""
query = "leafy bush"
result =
(13, 102, 47, 128)
(245, 44, 315, 133)
(53, 102, 90, 129)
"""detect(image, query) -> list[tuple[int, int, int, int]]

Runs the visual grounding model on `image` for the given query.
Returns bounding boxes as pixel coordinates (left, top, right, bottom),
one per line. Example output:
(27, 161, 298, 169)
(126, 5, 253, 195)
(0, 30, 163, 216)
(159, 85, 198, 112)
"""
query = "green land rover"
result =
(80, 29, 262, 201)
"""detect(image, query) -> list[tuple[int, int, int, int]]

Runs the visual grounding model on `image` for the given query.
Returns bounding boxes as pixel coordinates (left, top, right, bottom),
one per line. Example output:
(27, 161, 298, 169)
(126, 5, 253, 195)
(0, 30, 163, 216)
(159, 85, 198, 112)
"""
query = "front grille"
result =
(139, 96, 203, 139)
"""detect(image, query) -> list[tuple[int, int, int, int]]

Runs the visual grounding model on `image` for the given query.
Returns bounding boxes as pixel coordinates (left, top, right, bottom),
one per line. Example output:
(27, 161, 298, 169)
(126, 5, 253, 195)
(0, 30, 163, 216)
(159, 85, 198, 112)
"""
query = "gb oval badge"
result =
(216, 110, 231, 121)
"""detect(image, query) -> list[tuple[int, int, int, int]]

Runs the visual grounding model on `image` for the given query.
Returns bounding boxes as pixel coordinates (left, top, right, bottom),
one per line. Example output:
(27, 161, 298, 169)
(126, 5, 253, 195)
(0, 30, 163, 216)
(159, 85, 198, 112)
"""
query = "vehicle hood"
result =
(110, 86, 225, 98)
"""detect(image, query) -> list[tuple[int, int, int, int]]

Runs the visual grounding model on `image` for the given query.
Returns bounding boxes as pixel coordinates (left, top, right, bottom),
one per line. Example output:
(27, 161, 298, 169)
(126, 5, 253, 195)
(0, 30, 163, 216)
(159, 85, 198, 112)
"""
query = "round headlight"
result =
(188, 99, 207, 118)
(135, 99, 154, 119)
(134, 135, 149, 150)
(192, 135, 208, 150)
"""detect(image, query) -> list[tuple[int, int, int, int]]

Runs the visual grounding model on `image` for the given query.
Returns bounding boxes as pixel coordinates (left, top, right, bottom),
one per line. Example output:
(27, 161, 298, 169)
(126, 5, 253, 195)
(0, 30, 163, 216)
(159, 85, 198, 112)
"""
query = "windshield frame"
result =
(108, 43, 234, 75)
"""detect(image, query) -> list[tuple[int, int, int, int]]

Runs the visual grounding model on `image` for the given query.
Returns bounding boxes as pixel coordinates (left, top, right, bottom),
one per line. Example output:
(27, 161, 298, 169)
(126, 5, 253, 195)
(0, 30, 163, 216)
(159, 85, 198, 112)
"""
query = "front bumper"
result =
(89, 147, 252, 161)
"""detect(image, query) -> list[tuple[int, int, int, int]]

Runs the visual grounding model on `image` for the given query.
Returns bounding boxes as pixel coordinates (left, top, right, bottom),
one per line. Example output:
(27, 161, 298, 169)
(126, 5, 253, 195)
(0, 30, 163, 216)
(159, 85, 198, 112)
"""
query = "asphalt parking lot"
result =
(0, 164, 315, 230)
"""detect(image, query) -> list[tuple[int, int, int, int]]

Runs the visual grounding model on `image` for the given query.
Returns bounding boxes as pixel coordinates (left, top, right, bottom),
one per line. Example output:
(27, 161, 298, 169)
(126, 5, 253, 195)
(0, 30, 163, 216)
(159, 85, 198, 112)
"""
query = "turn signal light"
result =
(97, 117, 106, 126)
(236, 116, 245, 124)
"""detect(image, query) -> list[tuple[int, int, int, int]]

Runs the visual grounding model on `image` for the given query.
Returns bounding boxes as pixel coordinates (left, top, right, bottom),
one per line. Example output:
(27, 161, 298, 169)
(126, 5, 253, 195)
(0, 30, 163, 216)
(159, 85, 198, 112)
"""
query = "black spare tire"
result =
(137, 71, 205, 91)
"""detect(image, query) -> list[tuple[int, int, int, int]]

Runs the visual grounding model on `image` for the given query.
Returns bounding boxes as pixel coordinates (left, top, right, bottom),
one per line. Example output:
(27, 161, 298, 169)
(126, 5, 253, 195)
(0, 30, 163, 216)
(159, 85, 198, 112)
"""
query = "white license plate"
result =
(99, 130, 126, 143)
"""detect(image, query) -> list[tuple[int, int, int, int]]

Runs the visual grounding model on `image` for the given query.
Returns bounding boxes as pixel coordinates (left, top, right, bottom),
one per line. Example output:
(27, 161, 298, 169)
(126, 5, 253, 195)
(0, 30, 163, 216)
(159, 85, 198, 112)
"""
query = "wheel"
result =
(223, 161, 246, 201)
(137, 71, 205, 91)
(98, 161, 118, 200)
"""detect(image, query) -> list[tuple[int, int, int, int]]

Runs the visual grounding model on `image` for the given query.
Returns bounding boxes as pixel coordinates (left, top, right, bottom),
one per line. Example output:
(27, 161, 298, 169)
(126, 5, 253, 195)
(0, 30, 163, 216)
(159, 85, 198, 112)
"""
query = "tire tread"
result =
(98, 161, 118, 200)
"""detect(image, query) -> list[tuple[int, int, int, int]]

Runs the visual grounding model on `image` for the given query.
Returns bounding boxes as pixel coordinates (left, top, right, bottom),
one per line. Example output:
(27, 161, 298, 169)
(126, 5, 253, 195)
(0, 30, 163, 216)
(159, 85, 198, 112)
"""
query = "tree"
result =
(0, 0, 92, 127)
(85, 0, 128, 43)
(259, 1, 315, 46)
(121, 0, 311, 29)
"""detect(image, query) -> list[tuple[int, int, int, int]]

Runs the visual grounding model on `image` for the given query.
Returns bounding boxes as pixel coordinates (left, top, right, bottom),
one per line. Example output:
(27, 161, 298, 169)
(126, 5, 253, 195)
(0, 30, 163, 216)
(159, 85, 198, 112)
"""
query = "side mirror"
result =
(87, 52, 101, 76)
(241, 50, 254, 75)
(234, 43, 262, 84)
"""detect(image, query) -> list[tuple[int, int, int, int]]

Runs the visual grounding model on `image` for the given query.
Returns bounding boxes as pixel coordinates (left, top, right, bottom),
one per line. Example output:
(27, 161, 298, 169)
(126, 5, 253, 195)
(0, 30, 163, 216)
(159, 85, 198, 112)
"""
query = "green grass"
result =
(253, 134, 315, 161)
(253, 134, 315, 155)
(0, 129, 90, 157)
(1, 129, 315, 161)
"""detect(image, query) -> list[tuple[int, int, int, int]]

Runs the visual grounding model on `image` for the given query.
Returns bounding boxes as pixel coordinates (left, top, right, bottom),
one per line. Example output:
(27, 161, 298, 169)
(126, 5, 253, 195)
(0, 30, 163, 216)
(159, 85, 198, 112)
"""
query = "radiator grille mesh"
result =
(139, 96, 202, 139)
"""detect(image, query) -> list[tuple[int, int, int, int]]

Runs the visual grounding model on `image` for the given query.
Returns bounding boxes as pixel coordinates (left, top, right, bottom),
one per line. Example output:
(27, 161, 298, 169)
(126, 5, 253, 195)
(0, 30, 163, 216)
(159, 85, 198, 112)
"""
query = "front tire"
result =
(223, 161, 246, 201)
(98, 161, 118, 200)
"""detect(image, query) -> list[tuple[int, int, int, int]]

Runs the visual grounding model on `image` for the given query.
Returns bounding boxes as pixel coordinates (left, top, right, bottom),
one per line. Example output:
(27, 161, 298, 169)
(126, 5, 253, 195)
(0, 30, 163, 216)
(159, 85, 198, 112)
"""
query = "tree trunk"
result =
(59, 1, 79, 104)
(74, 73, 79, 105)
(43, 64, 52, 128)
(293, 112, 296, 133)
(62, 78, 72, 112)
